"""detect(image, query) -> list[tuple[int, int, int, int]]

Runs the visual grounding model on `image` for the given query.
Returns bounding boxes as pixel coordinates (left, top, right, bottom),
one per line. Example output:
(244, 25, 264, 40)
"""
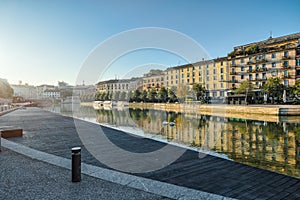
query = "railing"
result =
(281, 65, 291, 69)
(282, 75, 291, 79)
(282, 55, 291, 60)
(255, 58, 268, 64)
(230, 72, 237, 75)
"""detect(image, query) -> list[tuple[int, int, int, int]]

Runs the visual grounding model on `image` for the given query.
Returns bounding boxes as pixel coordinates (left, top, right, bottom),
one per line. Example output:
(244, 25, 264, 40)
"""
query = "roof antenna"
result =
(269, 31, 273, 39)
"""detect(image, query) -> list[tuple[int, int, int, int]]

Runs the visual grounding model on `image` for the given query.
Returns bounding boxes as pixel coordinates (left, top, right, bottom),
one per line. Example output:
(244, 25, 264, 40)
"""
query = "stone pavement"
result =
(1, 107, 300, 199)
(0, 148, 169, 200)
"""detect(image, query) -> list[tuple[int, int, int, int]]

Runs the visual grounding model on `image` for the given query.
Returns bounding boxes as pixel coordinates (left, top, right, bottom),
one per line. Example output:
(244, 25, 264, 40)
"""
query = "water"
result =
(45, 104, 300, 178)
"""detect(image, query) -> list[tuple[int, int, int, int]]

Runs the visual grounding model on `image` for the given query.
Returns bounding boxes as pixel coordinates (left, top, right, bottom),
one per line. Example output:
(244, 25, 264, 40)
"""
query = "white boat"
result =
(93, 101, 104, 110)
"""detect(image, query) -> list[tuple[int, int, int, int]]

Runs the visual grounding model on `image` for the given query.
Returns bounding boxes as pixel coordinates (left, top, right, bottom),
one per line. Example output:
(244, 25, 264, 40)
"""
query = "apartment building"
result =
(142, 69, 165, 91)
(226, 32, 300, 89)
(96, 32, 300, 99)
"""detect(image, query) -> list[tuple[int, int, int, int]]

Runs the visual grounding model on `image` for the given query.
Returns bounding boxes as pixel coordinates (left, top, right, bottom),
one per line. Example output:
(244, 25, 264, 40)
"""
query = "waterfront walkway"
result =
(1, 108, 300, 199)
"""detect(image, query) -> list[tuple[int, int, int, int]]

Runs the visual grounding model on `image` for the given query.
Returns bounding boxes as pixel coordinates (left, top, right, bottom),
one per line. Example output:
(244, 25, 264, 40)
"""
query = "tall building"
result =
(226, 32, 300, 89)
(142, 69, 165, 91)
(96, 32, 300, 99)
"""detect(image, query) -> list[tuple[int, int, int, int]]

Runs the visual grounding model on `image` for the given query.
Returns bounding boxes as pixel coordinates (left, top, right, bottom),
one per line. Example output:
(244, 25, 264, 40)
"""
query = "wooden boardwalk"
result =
(1, 107, 300, 199)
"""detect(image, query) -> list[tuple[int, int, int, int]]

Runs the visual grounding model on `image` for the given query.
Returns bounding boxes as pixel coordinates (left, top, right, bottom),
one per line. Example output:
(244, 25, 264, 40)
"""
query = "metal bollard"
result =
(72, 147, 81, 182)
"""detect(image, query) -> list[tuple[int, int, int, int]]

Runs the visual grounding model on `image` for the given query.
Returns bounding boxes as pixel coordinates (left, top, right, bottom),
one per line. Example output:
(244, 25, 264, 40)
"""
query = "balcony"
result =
(228, 80, 239, 83)
(249, 78, 267, 82)
(282, 75, 291, 79)
(282, 55, 291, 60)
(230, 72, 238, 75)
(281, 65, 292, 70)
(296, 74, 300, 79)
(255, 58, 268, 64)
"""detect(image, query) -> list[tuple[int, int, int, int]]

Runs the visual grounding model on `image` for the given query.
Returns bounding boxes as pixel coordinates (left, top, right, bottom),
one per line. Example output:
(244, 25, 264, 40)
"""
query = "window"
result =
(232, 60, 235, 65)
(206, 84, 209, 89)
(206, 77, 209, 81)
(284, 51, 289, 57)
(213, 69, 216, 74)
(232, 76, 235, 81)
(255, 56, 259, 61)
(284, 80, 289, 86)
(284, 61, 288, 67)
(249, 74, 253, 80)
(187, 79, 190, 83)
(241, 75, 244, 79)
(220, 68, 224, 73)
(241, 58, 244, 63)
(262, 73, 266, 80)
(187, 68, 189, 71)
(221, 83, 223, 88)
(262, 54, 266, 60)
(256, 73, 259, 79)
(272, 62, 276, 68)
(221, 61, 223, 66)
(220, 75, 223, 80)
(213, 76, 217, 80)
(182, 74, 184, 78)
(272, 53, 276, 58)
(206, 70, 209, 75)
(249, 66, 252, 72)
(262, 64, 266, 69)
(187, 73, 190, 78)
(255, 64, 259, 70)
(241, 66, 245, 71)
(297, 58, 300, 66)
(284, 70, 288, 77)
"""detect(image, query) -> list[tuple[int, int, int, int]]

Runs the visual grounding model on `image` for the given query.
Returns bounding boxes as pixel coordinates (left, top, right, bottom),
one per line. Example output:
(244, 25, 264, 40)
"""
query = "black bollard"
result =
(72, 147, 81, 182)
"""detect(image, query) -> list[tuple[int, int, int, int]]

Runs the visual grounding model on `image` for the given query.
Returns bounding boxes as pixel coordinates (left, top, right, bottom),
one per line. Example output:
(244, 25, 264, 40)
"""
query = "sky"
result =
(0, 0, 299, 86)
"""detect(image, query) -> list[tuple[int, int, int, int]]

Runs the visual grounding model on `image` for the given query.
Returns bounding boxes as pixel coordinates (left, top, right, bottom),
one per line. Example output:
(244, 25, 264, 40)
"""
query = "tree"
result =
(235, 80, 253, 94)
(157, 87, 168, 102)
(168, 88, 177, 102)
(112, 91, 120, 101)
(147, 89, 157, 102)
(175, 84, 189, 102)
(132, 89, 141, 102)
(127, 91, 133, 102)
(0, 79, 14, 98)
(141, 90, 148, 102)
(119, 91, 126, 101)
(263, 77, 283, 104)
(192, 83, 206, 100)
(293, 79, 300, 96)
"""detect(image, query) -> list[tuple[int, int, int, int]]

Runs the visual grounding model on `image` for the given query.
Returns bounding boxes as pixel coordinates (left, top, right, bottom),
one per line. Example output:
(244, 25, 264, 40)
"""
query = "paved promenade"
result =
(1, 107, 300, 199)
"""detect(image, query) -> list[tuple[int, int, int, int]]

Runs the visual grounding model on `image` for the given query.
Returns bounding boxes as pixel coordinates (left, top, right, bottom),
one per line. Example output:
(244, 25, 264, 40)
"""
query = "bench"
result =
(0, 128, 23, 151)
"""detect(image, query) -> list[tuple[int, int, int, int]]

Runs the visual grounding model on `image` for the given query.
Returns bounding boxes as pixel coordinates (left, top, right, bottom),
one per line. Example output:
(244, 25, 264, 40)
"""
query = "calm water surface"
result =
(45, 104, 300, 178)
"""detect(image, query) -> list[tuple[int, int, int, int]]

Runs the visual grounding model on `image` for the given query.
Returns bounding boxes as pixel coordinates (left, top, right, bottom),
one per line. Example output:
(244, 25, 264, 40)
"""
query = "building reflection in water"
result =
(47, 105, 300, 178)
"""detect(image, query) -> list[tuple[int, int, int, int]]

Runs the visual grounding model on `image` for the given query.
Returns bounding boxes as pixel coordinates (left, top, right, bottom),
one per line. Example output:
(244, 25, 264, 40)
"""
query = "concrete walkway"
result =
(0, 147, 169, 200)
(1, 107, 300, 199)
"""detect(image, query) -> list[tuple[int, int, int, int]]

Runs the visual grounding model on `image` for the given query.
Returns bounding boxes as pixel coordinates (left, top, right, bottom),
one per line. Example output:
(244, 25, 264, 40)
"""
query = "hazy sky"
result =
(0, 0, 299, 86)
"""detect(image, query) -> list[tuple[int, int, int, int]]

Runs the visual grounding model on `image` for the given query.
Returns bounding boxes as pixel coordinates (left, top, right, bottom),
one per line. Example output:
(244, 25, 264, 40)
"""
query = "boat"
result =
(169, 122, 175, 126)
(162, 121, 168, 126)
(93, 101, 104, 110)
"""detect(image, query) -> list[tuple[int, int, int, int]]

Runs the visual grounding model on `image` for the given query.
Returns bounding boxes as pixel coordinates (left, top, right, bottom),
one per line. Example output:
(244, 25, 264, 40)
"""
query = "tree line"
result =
(95, 83, 208, 103)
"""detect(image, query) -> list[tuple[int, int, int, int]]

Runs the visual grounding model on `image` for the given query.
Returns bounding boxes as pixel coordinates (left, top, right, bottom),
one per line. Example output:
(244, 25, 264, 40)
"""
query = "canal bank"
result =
(1, 107, 300, 199)
(129, 102, 300, 116)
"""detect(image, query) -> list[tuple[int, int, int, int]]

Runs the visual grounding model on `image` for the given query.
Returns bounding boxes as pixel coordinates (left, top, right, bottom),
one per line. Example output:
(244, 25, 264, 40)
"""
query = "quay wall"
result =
(129, 103, 300, 117)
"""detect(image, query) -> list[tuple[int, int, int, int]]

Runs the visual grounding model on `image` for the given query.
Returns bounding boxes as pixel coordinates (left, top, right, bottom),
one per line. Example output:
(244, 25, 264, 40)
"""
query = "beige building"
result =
(227, 32, 300, 89)
(142, 69, 165, 91)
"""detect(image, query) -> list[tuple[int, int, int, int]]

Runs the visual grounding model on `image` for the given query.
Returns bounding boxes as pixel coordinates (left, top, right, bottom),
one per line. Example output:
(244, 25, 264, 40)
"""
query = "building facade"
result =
(96, 32, 300, 99)
(226, 32, 300, 89)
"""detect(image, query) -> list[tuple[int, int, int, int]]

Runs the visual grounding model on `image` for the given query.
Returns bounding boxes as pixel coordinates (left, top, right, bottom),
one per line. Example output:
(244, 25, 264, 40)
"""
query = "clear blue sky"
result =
(0, 0, 299, 86)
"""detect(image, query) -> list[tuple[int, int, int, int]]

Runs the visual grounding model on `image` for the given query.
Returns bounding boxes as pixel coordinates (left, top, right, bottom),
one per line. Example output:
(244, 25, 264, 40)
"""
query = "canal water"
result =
(45, 104, 300, 178)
